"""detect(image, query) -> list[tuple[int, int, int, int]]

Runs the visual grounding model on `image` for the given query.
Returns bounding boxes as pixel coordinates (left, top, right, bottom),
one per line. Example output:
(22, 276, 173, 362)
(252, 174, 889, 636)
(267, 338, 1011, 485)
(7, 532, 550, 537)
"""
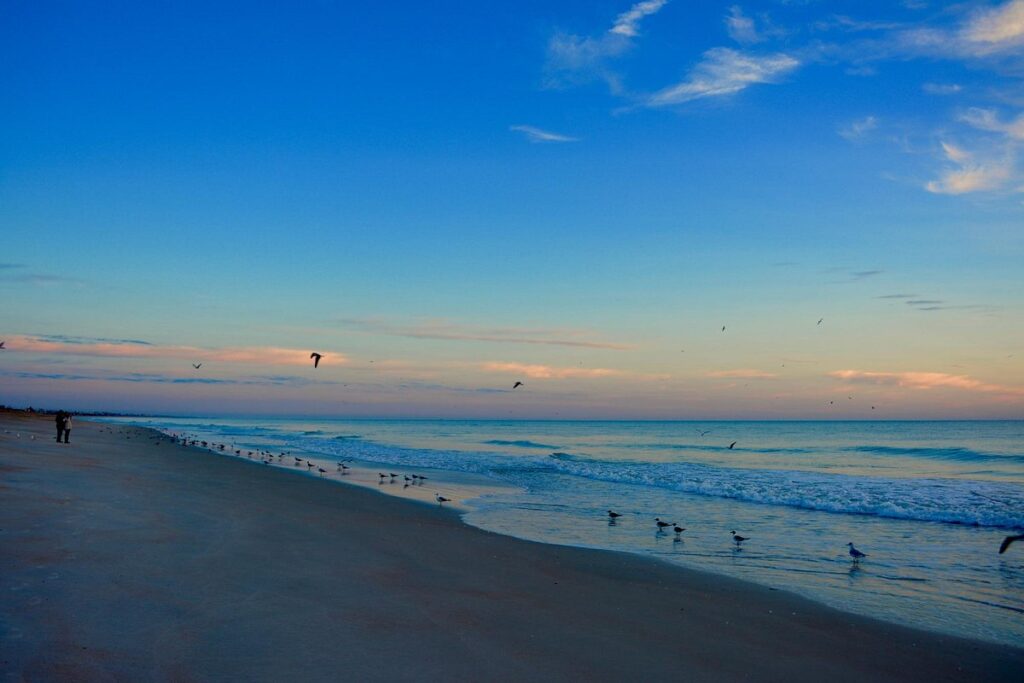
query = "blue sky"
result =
(1, 1, 1022, 418)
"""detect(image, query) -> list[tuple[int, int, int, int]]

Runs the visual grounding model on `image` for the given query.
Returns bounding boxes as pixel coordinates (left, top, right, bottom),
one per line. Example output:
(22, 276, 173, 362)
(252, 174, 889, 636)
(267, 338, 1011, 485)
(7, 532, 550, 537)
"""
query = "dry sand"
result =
(2, 410, 1022, 682)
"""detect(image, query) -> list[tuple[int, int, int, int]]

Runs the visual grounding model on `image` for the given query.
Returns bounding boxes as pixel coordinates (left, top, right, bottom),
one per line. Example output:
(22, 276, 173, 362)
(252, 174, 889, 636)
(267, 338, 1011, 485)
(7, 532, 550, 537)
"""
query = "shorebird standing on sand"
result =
(847, 542, 867, 562)
(655, 518, 673, 532)
(435, 493, 451, 505)
(608, 510, 622, 519)
(731, 530, 749, 546)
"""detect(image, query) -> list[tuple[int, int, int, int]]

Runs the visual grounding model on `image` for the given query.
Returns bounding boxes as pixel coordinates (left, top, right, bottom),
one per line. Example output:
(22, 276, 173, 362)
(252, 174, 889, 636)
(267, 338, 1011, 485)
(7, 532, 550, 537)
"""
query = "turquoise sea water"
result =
(100, 417, 1024, 646)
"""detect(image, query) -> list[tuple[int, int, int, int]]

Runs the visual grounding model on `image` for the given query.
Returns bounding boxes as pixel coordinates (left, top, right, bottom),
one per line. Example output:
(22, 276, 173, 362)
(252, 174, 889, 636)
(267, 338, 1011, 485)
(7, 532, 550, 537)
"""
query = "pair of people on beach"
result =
(54, 410, 72, 444)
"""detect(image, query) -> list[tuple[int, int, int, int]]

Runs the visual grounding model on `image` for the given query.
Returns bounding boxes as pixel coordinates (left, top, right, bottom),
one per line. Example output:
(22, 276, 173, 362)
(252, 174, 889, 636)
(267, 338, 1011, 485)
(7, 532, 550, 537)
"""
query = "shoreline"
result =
(2, 411, 1022, 681)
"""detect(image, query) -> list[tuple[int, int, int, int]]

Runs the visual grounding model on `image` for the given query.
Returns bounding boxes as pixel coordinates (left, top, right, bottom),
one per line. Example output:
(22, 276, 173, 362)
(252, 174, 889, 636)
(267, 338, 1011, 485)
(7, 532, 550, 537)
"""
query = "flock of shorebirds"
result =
(157, 431, 454, 506)
(606, 508, 874, 563)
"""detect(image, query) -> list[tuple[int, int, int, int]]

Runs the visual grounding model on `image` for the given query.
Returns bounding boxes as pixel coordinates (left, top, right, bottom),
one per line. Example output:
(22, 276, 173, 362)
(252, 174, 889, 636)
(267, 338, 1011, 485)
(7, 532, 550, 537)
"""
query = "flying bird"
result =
(728, 441, 737, 449)
(999, 535, 1023, 554)
(192, 363, 202, 369)
(721, 326, 726, 332)
(697, 429, 711, 437)
(847, 542, 867, 562)
(817, 318, 824, 326)
(0, 341, 5, 349)
(513, 381, 524, 389)
(310, 352, 323, 368)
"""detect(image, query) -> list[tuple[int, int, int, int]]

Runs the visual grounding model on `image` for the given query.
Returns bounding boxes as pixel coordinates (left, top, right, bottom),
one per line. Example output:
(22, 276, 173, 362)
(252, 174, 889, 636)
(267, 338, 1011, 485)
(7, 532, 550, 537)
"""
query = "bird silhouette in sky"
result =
(721, 325, 726, 332)
(310, 352, 322, 368)
(728, 441, 737, 449)
(192, 363, 202, 369)
(817, 318, 824, 326)
(0, 341, 5, 349)
(513, 381, 524, 389)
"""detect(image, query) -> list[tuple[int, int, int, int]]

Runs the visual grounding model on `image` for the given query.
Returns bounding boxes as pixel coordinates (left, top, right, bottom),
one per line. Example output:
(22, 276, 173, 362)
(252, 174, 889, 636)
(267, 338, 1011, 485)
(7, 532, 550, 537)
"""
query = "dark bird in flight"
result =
(697, 429, 711, 437)
(192, 363, 202, 369)
(847, 542, 867, 562)
(731, 531, 749, 545)
(608, 510, 622, 519)
(513, 381, 524, 389)
(817, 318, 824, 326)
(0, 341, 5, 349)
(728, 441, 737, 449)
(999, 535, 1024, 554)
(310, 352, 323, 368)
(435, 493, 451, 505)
(721, 326, 726, 332)
(871, 406, 876, 410)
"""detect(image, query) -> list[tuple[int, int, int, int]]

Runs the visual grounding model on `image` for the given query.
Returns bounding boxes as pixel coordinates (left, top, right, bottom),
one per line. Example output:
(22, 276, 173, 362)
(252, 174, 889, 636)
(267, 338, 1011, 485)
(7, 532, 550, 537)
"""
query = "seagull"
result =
(513, 381, 524, 389)
(697, 429, 711, 437)
(655, 518, 673, 531)
(847, 542, 867, 562)
(728, 441, 737, 449)
(731, 530, 749, 545)
(389, 473, 399, 479)
(0, 341, 5, 349)
(817, 318, 824, 326)
(721, 326, 726, 332)
(435, 493, 451, 505)
(192, 363, 202, 369)
(310, 352, 323, 368)
(673, 525, 686, 535)
(608, 510, 622, 519)
(999, 535, 1024, 554)
(318, 468, 327, 476)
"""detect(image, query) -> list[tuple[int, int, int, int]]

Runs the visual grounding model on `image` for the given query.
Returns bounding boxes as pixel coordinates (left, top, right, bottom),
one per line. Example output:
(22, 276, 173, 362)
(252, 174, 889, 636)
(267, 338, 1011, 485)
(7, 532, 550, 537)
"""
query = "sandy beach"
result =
(1, 410, 1021, 682)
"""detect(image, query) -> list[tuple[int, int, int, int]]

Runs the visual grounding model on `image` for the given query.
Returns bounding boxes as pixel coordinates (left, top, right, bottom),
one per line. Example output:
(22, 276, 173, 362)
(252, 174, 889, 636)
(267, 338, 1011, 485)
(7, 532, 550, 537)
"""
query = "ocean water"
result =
(99, 417, 1024, 646)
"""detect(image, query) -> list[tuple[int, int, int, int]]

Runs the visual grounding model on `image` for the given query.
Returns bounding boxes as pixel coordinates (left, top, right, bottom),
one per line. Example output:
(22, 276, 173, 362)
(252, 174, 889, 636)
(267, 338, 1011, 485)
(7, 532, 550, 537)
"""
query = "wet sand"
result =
(2, 410, 1021, 682)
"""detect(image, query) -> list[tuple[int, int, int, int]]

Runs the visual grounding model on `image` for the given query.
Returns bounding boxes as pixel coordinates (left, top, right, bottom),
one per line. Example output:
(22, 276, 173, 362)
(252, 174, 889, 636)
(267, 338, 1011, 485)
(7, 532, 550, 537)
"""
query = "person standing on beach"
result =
(62, 413, 72, 444)
(55, 410, 66, 443)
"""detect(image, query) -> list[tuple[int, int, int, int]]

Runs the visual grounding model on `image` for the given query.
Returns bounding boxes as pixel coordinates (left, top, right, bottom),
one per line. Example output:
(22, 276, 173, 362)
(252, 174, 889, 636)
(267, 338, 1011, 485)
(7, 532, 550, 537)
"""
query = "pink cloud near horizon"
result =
(829, 369, 1023, 395)
(3, 335, 347, 367)
(706, 369, 779, 379)
(482, 361, 625, 380)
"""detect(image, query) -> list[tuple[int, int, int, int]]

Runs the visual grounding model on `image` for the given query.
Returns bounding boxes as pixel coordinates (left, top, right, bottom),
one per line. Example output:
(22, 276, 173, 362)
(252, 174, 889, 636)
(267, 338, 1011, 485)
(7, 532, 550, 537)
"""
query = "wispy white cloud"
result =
(611, 0, 669, 37)
(725, 6, 763, 44)
(509, 124, 578, 143)
(645, 48, 798, 107)
(830, 369, 1024, 395)
(925, 141, 1013, 195)
(545, 0, 669, 92)
(838, 115, 879, 141)
(960, 107, 1024, 140)
(922, 82, 962, 95)
(960, 0, 1024, 55)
